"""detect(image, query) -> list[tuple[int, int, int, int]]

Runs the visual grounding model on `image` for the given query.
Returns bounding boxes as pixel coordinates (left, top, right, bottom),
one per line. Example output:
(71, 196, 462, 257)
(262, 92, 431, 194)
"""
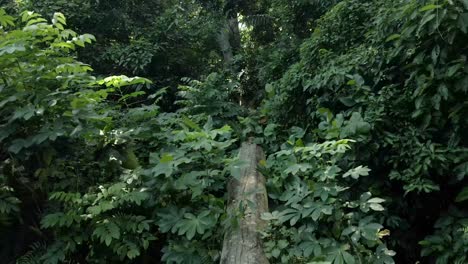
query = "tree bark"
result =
(216, 13, 241, 72)
(220, 141, 269, 264)
(216, 20, 234, 69)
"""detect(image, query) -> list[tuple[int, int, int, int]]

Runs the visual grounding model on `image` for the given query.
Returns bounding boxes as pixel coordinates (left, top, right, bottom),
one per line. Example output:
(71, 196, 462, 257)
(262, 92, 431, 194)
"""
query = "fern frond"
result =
(241, 14, 273, 27)
(16, 242, 46, 264)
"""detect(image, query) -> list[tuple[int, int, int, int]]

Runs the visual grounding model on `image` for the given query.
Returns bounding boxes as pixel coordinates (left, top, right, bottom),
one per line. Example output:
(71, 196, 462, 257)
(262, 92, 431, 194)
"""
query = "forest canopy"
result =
(0, 0, 467, 263)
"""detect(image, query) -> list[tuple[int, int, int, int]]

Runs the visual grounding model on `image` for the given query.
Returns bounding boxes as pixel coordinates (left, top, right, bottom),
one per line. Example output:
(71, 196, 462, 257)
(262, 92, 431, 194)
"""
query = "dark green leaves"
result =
(174, 211, 216, 240)
(343, 166, 370, 179)
(158, 209, 217, 240)
(327, 245, 356, 264)
(0, 186, 20, 216)
(419, 4, 442, 12)
(339, 97, 357, 107)
(340, 113, 371, 137)
(284, 163, 313, 175)
(455, 162, 468, 180)
(455, 186, 468, 202)
(0, 8, 14, 27)
(41, 212, 81, 228)
(262, 136, 390, 262)
(157, 207, 187, 234)
(93, 220, 121, 246)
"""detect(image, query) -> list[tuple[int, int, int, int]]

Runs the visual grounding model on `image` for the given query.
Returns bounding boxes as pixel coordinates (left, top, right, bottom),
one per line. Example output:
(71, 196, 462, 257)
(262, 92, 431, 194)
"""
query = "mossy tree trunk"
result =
(220, 141, 269, 264)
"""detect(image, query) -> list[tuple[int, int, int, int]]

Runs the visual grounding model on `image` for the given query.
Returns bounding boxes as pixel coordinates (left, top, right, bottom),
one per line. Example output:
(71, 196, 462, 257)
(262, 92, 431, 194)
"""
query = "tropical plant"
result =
(1, 0, 467, 263)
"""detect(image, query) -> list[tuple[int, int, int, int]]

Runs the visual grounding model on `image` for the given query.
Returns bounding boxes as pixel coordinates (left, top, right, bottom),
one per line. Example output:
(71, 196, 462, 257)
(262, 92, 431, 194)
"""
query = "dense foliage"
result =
(1, 0, 467, 263)
(264, 1, 468, 262)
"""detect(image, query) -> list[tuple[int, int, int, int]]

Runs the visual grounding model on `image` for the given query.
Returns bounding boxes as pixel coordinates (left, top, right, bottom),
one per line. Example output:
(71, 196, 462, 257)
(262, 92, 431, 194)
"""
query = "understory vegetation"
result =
(0, 0, 467, 263)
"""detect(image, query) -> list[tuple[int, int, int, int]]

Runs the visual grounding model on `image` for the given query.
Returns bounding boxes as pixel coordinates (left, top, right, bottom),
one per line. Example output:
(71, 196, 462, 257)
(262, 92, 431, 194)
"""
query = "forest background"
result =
(0, 0, 467, 263)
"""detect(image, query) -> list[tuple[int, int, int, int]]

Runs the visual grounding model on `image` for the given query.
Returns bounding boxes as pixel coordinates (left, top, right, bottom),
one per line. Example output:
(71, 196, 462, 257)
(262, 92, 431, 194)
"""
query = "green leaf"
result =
(455, 186, 468, 202)
(8, 139, 26, 154)
(419, 4, 442, 12)
(53, 12, 66, 25)
(181, 116, 201, 131)
(367, 198, 385, 203)
(157, 207, 186, 233)
(341, 113, 370, 137)
(342, 251, 355, 264)
(285, 163, 312, 175)
(447, 64, 463, 77)
(277, 240, 289, 249)
(339, 97, 357, 107)
(160, 153, 174, 163)
(271, 248, 281, 258)
(278, 208, 302, 225)
(0, 44, 26, 56)
(25, 17, 47, 26)
(369, 203, 385, 211)
(92, 221, 120, 246)
(418, 13, 436, 31)
(174, 211, 216, 240)
(455, 162, 468, 180)
(264, 123, 278, 137)
(458, 13, 468, 33)
(127, 248, 140, 259)
(385, 34, 401, 42)
(343, 166, 370, 179)
(0, 9, 15, 27)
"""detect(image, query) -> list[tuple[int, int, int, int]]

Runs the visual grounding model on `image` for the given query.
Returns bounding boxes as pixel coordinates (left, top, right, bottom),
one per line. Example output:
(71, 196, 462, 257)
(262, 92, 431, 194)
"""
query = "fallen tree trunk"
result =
(220, 141, 269, 264)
